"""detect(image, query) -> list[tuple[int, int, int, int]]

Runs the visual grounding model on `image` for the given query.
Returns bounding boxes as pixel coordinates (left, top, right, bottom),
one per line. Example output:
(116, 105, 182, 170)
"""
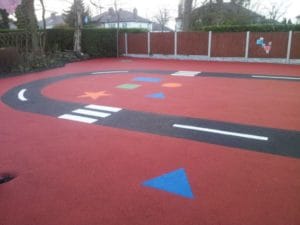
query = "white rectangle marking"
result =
(91, 71, 128, 75)
(171, 71, 201, 77)
(58, 114, 98, 124)
(173, 124, 269, 141)
(72, 109, 111, 118)
(85, 104, 122, 112)
(252, 75, 300, 80)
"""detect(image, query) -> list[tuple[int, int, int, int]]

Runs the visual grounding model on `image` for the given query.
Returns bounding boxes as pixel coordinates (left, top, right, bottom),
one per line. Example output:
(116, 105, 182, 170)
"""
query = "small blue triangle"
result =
(143, 168, 194, 199)
(146, 92, 165, 99)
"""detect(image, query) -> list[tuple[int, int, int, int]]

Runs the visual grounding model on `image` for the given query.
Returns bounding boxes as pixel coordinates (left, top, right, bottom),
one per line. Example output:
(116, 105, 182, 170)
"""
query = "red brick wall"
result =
(177, 32, 208, 55)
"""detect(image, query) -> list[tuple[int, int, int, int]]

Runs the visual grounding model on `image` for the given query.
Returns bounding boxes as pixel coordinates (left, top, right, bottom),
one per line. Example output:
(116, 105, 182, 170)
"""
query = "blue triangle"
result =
(146, 92, 165, 99)
(143, 168, 194, 199)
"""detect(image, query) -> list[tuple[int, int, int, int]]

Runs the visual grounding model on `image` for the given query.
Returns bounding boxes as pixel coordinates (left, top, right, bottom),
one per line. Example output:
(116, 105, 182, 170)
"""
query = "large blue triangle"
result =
(143, 168, 194, 199)
(146, 92, 165, 99)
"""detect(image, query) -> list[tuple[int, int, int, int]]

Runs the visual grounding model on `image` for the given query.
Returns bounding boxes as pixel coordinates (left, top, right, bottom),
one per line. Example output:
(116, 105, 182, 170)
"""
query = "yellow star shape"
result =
(78, 91, 111, 100)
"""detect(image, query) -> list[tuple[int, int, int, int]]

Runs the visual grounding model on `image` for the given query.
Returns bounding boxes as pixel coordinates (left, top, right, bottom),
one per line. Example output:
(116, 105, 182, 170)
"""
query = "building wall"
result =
(104, 22, 152, 31)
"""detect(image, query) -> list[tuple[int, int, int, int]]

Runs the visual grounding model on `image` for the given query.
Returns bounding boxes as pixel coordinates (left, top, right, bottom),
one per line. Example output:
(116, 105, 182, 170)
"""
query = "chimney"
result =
(133, 8, 137, 18)
(108, 7, 114, 15)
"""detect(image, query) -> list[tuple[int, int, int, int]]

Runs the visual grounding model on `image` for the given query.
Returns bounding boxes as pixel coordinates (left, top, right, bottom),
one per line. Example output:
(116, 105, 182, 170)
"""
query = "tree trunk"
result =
(182, 0, 193, 31)
(25, 0, 39, 52)
(39, 0, 46, 52)
(74, 0, 82, 54)
(39, 0, 46, 29)
(114, 0, 120, 57)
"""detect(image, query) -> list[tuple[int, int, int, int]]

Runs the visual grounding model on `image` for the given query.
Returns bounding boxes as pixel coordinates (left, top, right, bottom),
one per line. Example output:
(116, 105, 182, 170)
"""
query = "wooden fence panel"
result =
(150, 32, 174, 55)
(177, 32, 208, 55)
(249, 32, 288, 58)
(211, 32, 246, 57)
(124, 31, 298, 60)
(127, 33, 148, 54)
(291, 32, 300, 59)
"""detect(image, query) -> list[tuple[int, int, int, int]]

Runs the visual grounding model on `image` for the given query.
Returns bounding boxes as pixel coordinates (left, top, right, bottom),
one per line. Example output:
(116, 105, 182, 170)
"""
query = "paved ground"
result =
(1, 58, 300, 225)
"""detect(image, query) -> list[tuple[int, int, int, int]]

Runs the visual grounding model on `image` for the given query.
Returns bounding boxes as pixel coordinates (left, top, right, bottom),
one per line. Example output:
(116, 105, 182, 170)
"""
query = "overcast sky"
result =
(34, 0, 300, 29)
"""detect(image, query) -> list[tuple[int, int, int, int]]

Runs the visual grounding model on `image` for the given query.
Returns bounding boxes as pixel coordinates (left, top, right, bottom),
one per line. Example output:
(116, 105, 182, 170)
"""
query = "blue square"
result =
(133, 77, 162, 83)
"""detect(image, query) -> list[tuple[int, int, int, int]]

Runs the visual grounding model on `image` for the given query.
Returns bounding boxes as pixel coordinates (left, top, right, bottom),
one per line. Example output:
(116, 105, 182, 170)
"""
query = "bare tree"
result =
(154, 8, 171, 32)
(230, 0, 250, 7)
(182, 0, 193, 31)
(90, 0, 103, 15)
(38, 0, 46, 52)
(74, 0, 83, 54)
(264, 0, 290, 22)
(39, 0, 46, 29)
(114, 0, 120, 57)
(26, 0, 39, 52)
(193, 0, 203, 9)
(246, 0, 263, 13)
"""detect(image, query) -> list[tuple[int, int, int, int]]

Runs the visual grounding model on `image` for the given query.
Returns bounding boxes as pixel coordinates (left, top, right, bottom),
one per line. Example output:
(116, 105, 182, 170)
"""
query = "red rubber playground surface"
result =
(1, 58, 300, 225)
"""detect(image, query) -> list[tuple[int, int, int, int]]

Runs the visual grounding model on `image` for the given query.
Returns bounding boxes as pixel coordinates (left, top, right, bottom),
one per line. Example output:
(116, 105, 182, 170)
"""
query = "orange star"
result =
(78, 91, 111, 100)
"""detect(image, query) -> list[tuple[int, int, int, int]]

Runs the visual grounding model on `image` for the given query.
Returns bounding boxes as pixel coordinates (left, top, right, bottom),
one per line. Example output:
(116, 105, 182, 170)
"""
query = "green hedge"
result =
(119, 28, 148, 33)
(82, 29, 117, 57)
(193, 24, 300, 32)
(0, 29, 27, 33)
(45, 28, 117, 57)
(45, 28, 146, 57)
(46, 29, 74, 52)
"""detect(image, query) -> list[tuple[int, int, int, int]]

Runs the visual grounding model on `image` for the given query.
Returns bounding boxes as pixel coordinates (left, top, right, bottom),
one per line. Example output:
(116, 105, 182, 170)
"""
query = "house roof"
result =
(92, 8, 151, 24)
(191, 2, 267, 25)
(38, 13, 65, 28)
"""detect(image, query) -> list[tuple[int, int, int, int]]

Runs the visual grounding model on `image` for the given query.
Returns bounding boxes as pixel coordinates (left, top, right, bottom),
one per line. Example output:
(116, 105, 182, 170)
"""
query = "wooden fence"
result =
(0, 31, 45, 53)
(119, 31, 300, 61)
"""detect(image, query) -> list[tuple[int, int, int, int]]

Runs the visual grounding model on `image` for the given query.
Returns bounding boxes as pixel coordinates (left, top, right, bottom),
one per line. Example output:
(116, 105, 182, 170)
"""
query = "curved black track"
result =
(2, 69, 300, 158)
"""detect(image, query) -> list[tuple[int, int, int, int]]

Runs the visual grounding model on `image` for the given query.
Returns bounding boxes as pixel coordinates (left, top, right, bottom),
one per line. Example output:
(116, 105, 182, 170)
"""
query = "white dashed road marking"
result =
(58, 114, 98, 124)
(173, 124, 269, 141)
(252, 75, 300, 80)
(58, 104, 123, 124)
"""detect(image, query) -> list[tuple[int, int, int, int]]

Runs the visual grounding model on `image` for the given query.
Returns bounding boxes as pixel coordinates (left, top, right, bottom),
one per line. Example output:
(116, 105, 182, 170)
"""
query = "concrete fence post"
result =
(125, 33, 128, 55)
(286, 30, 293, 62)
(174, 31, 178, 56)
(147, 32, 151, 55)
(208, 31, 212, 58)
(245, 31, 250, 59)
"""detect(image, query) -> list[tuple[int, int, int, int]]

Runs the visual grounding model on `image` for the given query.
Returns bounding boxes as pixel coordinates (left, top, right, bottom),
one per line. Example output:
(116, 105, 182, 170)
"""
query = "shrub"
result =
(45, 28, 146, 56)
(192, 24, 300, 32)
(0, 47, 21, 73)
(82, 29, 117, 57)
(46, 29, 74, 52)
